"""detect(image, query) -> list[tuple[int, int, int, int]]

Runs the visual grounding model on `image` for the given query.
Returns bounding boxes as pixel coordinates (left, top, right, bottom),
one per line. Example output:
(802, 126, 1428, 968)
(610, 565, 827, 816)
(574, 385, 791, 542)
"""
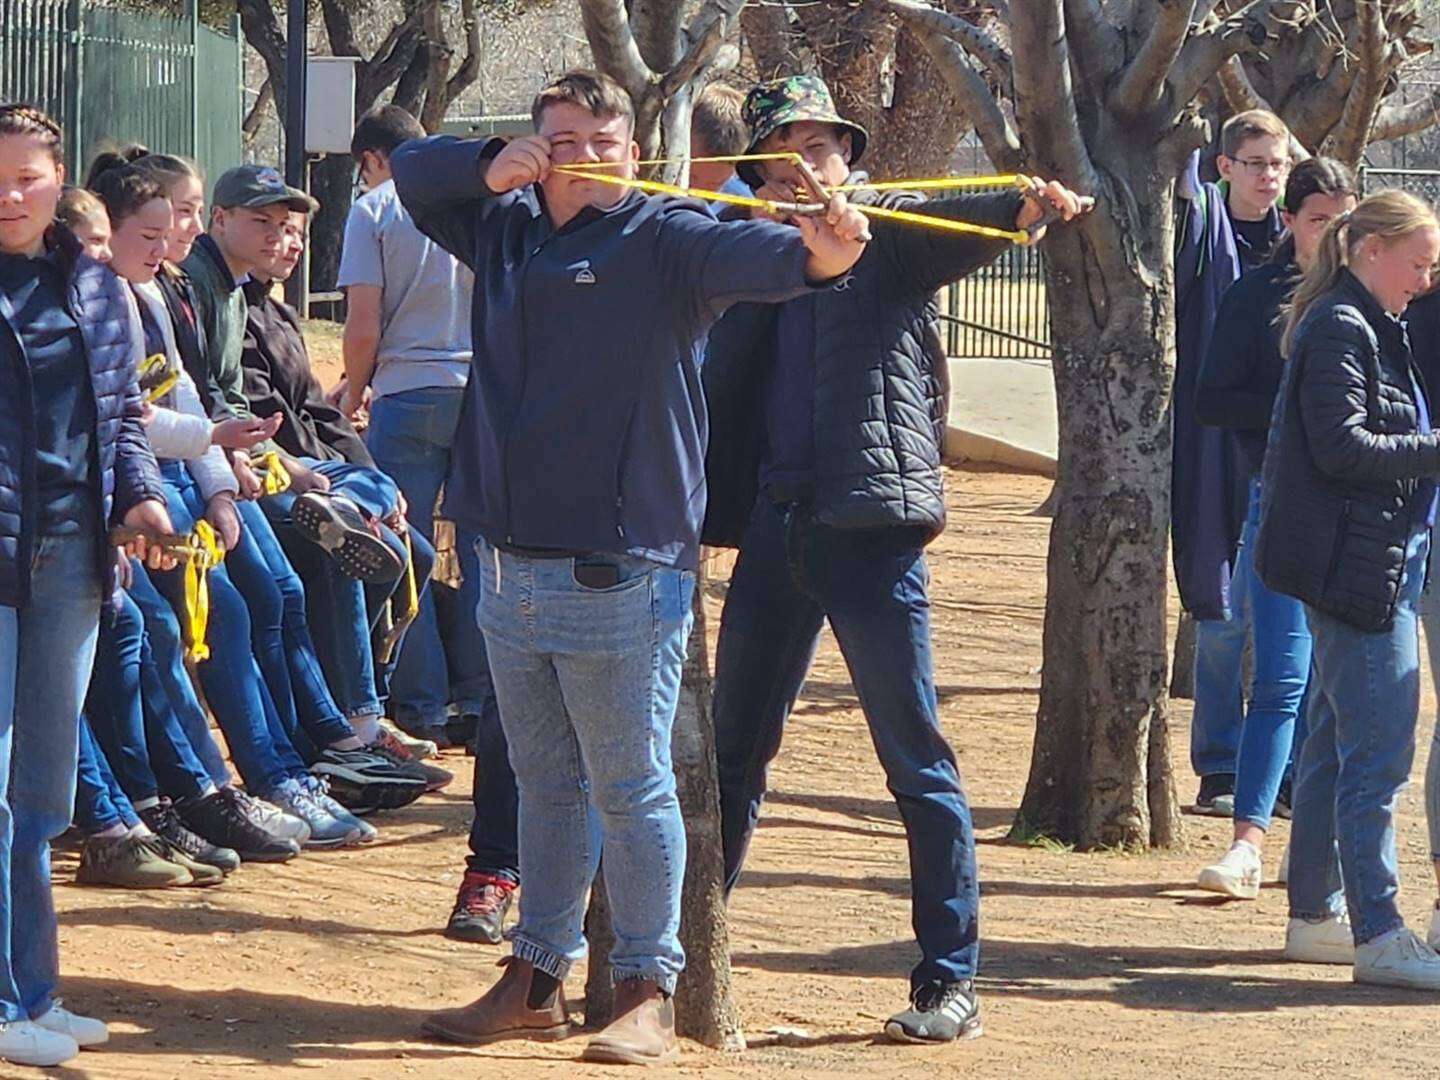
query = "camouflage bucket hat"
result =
(737, 75, 869, 189)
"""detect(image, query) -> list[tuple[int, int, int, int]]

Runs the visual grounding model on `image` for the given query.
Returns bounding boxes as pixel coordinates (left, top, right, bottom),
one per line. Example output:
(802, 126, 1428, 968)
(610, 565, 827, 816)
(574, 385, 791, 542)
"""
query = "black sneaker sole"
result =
(291, 495, 404, 584)
(444, 919, 504, 945)
(319, 774, 426, 814)
(883, 1016, 983, 1044)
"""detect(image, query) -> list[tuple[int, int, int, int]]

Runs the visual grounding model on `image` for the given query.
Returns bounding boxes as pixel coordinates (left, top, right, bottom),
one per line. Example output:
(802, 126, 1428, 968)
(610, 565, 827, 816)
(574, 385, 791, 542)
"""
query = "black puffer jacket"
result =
(703, 178, 1023, 547)
(1255, 270, 1440, 631)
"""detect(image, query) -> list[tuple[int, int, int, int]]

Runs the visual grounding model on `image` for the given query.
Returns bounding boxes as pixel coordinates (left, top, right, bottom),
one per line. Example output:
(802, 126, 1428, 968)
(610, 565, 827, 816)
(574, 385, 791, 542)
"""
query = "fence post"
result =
(188, 0, 199, 161)
(66, 0, 82, 169)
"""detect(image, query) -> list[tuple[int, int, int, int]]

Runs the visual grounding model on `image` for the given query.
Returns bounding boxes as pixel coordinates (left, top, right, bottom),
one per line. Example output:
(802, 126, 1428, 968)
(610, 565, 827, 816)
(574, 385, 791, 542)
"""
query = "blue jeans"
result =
(464, 612, 518, 881)
(478, 541, 692, 992)
(1233, 480, 1310, 828)
(262, 458, 425, 722)
(74, 721, 140, 834)
(228, 497, 352, 758)
(126, 564, 231, 794)
(1288, 526, 1428, 945)
(368, 388, 491, 729)
(1419, 579, 1440, 860)
(154, 464, 309, 793)
(713, 499, 979, 988)
(1192, 546, 1250, 779)
(0, 534, 102, 1022)
(85, 588, 165, 803)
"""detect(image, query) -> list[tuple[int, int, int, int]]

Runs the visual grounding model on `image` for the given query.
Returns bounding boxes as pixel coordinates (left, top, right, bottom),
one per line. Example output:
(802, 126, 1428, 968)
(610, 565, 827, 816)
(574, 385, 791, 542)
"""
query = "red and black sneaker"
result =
(446, 871, 518, 945)
(373, 728, 453, 792)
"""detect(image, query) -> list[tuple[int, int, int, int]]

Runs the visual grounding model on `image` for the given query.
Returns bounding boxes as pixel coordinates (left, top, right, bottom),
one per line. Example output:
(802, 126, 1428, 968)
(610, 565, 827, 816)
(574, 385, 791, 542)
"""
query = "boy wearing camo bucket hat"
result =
(705, 74, 1086, 1046)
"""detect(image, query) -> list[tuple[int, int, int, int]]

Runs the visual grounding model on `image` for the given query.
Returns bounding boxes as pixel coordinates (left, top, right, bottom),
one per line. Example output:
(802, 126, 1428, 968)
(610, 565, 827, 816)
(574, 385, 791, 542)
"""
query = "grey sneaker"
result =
(884, 980, 981, 1044)
(232, 788, 311, 844)
(261, 779, 362, 848)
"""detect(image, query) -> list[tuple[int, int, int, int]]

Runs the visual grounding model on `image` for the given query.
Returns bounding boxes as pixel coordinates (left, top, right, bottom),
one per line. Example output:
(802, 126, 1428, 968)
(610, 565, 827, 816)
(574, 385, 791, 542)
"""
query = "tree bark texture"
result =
(582, 577, 743, 1050)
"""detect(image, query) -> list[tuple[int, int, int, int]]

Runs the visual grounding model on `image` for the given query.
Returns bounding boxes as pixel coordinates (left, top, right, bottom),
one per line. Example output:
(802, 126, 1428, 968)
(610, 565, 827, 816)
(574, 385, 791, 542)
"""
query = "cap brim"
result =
(239, 190, 318, 213)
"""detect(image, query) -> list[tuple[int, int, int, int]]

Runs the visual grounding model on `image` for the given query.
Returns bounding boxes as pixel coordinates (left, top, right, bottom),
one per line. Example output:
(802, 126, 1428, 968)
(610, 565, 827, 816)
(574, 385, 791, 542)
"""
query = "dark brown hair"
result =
(0, 103, 64, 164)
(531, 70, 634, 133)
(89, 164, 168, 230)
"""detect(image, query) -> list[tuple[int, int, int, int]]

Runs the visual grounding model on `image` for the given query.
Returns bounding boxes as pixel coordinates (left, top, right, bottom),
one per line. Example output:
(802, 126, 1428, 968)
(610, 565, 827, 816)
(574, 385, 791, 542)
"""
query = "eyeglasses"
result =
(1232, 157, 1291, 177)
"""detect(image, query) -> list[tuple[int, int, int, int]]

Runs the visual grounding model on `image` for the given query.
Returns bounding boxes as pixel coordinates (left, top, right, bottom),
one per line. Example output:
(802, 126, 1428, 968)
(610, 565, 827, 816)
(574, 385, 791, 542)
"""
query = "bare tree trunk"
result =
(582, 575, 743, 1049)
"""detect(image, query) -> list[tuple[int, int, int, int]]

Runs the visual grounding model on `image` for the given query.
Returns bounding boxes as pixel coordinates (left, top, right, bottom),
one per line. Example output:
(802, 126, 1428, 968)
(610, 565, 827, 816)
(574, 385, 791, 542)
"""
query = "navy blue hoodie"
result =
(390, 135, 819, 570)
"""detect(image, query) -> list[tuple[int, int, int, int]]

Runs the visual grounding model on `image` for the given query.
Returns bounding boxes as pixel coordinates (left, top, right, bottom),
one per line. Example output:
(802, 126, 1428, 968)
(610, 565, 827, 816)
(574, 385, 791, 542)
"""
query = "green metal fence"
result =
(1, 0, 242, 196)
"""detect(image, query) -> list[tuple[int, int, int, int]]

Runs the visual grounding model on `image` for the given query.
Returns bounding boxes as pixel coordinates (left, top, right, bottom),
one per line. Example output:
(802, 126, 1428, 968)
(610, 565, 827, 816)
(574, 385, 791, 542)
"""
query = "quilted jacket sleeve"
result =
(1299, 306, 1440, 484)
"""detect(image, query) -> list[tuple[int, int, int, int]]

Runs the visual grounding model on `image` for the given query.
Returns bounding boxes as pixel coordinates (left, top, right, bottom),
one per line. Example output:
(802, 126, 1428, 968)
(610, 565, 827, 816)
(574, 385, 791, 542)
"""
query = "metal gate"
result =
(939, 244, 1050, 359)
(1, 0, 242, 195)
(1358, 166, 1440, 202)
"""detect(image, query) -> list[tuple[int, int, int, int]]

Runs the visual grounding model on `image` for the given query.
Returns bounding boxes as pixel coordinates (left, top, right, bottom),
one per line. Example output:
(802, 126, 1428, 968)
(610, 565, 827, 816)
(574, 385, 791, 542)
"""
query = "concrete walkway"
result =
(944, 356, 1058, 477)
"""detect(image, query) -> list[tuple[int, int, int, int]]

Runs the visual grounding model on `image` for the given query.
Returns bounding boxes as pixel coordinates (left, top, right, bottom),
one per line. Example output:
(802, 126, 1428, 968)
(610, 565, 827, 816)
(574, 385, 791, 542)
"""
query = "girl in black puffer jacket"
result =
(1256, 190, 1440, 989)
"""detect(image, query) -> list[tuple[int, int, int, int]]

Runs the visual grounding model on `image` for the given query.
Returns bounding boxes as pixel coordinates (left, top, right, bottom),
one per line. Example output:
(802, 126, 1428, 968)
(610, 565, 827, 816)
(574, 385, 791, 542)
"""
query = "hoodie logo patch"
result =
(569, 259, 596, 285)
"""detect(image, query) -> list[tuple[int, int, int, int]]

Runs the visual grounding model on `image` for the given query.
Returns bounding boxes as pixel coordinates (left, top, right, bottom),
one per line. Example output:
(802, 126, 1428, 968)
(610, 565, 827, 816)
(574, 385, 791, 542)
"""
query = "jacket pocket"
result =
(1322, 500, 1352, 593)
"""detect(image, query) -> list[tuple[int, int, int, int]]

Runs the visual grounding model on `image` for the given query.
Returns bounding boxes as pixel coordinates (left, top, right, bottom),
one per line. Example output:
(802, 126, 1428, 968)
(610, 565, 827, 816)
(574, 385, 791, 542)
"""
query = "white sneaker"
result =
(0, 1019, 79, 1066)
(1428, 904, 1440, 950)
(1284, 911, 1355, 964)
(1277, 842, 1289, 884)
(33, 1001, 108, 1047)
(1354, 927, 1440, 990)
(234, 789, 311, 844)
(1197, 840, 1262, 899)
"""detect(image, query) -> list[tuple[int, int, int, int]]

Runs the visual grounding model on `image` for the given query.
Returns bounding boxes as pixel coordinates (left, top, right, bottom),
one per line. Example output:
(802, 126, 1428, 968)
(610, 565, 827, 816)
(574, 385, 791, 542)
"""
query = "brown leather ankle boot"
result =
(581, 979, 679, 1066)
(421, 957, 571, 1045)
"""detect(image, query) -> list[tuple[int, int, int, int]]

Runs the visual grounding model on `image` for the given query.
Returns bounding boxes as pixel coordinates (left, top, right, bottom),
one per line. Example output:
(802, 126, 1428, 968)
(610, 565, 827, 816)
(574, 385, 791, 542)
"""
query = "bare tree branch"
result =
(878, 0, 1013, 95)
(1112, 1, 1198, 121)
(235, 0, 287, 115)
(658, 0, 747, 100)
(1372, 87, 1440, 143)
(318, 0, 363, 61)
(1168, 0, 1307, 117)
(630, 0, 686, 71)
(578, 0, 656, 103)
(741, 4, 805, 79)
(1010, 0, 1096, 187)
(904, 22, 1021, 170)
(1062, 0, 1124, 80)
(1214, 53, 1271, 112)
(1320, 0, 1386, 165)
(420, 1, 451, 131)
(445, 0, 483, 103)
(242, 78, 273, 141)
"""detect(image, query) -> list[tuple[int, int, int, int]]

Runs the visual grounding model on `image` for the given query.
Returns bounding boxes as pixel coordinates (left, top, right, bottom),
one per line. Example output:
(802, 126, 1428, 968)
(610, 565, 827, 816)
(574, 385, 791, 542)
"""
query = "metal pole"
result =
(284, 0, 307, 312)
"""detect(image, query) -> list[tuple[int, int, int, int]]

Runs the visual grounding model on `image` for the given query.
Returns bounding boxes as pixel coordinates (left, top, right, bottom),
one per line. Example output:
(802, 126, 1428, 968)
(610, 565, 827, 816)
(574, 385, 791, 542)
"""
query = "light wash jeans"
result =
(1289, 525, 1428, 945)
(1191, 552, 1250, 780)
(1232, 478, 1310, 828)
(0, 534, 102, 1022)
(477, 541, 692, 993)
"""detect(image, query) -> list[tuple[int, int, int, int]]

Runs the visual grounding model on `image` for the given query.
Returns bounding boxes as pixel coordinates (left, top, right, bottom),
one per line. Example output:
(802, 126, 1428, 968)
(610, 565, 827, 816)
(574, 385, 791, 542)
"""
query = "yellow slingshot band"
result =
(553, 163, 1035, 244)
(180, 520, 223, 663)
(256, 450, 292, 496)
(138, 352, 179, 404)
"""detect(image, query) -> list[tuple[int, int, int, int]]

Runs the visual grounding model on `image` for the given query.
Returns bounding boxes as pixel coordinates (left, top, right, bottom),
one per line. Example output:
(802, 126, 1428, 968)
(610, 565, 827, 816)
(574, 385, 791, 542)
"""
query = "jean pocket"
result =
(570, 556, 650, 594)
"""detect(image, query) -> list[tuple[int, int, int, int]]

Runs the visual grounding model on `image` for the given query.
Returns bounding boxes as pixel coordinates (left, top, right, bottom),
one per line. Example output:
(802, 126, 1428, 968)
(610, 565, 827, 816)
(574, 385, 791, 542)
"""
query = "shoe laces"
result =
(456, 872, 516, 917)
(911, 979, 972, 1014)
(373, 730, 416, 763)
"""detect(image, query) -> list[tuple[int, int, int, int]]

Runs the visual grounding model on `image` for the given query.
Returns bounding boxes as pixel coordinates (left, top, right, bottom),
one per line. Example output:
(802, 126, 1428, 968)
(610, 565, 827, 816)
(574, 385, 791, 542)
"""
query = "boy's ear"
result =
(840, 131, 853, 165)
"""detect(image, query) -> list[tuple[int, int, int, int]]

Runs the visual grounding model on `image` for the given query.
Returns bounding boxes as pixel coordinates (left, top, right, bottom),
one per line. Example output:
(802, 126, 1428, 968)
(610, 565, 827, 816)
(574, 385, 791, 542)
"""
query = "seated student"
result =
(106, 151, 435, 810)
(239, 212, 451, 795)
(72, 720, 221, 888)
(90, 162, 371, 848)
(54, 187, 111, 262)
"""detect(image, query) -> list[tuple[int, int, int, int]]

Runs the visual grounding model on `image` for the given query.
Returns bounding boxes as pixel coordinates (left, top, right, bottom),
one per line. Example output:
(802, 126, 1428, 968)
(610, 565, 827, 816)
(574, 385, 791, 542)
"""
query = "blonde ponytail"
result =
(1282, 189, 1439, 356)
